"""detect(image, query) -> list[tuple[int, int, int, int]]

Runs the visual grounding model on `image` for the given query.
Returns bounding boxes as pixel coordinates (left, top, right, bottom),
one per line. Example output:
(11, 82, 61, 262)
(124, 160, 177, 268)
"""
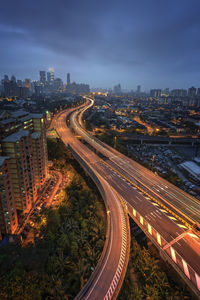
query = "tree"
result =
(47, 210, 61, 233)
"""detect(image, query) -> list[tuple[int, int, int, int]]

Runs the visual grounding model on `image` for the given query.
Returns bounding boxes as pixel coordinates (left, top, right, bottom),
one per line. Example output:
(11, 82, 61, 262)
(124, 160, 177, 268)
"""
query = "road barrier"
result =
(69, 145, 130, 300)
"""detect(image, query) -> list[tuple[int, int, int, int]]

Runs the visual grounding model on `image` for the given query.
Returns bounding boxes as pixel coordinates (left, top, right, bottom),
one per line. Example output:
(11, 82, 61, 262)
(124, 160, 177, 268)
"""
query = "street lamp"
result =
(114, 136, 117, 149)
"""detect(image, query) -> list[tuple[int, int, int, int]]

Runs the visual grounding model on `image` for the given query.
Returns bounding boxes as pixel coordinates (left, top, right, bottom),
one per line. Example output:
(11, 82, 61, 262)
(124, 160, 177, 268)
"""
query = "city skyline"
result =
(1, 69, 200, 96)
(1, 0, 200, 89)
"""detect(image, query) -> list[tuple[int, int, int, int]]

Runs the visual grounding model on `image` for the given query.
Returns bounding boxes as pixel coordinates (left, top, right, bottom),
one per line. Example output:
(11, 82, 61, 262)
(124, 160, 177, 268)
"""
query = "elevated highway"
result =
(114, 132, 200, 146)
(53, 106, 130, 299)
(69, 97, 200, 297)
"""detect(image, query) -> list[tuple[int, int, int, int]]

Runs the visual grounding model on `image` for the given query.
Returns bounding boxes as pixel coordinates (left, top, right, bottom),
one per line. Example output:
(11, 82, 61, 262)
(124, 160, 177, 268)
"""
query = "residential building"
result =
(188, 86, 196, 97)
(150, 89, 161, 97)
(0, 156, 18, 236)
(0, 110, 48, 237)
(136, 85, 141, 94)
(2, 130, 37, 212)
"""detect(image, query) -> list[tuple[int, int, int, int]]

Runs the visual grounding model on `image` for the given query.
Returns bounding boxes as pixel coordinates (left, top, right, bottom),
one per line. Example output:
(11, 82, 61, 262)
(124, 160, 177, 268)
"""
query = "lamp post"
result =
(114, 136, 117, 149)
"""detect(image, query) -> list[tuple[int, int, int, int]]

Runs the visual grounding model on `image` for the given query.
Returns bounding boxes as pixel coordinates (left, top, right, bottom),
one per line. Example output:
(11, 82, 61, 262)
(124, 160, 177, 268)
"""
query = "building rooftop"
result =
(2, 130, 29, 143)
(31, 132, 41, 139)
(30, 113, 43, 119)
(20, 115, 32, 122)
(10, 110, 28, 118)
(179, 161, 200, 179)
(0, 110, 11, 120)
(0, 118, 16, 125)
(0, 156, 10, 167)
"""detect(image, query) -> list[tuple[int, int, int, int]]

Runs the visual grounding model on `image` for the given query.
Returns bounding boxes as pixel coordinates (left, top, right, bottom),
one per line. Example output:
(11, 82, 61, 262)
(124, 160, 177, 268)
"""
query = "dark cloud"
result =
(0, 0, 200, 89)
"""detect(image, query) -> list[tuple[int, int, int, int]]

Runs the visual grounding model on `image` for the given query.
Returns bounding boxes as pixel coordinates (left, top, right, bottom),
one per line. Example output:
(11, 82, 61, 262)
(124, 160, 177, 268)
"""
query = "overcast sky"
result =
(0, 0, 200, 90)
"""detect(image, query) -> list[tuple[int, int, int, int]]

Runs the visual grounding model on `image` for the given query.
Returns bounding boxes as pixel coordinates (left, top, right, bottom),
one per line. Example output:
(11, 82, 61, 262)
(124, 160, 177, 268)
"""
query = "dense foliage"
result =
(0, 138, 106, 299)
(118, 234, 193, 300)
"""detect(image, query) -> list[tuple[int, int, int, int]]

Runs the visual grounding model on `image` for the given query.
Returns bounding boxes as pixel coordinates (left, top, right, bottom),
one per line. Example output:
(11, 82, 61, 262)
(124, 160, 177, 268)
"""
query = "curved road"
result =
(53, 107, 130, 299)
(70, 98, 200, 297)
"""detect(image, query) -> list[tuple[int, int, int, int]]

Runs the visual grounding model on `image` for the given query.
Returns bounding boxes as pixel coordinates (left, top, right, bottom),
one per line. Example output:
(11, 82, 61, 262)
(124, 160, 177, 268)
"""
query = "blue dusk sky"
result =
(0, 0, 200, 90)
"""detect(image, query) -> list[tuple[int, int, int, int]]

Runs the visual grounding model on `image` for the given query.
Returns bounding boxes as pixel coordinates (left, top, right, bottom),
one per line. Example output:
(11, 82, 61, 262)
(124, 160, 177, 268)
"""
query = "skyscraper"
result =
(188, 86, 196, 97)
(67, 73, 70, 85)
(47, 68, 55, 82)
(137, 85, 141, 94)
(113, 84, 121, 94)
(40, 71, 46, 84)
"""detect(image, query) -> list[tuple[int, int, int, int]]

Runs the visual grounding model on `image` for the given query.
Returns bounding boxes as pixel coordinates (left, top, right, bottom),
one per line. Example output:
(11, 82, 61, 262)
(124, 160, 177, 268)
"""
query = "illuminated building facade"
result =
(0, 110, 48, 237)
(0, 156, 18, 236)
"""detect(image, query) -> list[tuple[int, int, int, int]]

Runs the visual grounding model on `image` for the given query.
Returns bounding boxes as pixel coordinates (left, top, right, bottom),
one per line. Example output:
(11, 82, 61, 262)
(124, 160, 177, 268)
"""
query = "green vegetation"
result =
(118, 234, 192, 299)
(84, 119, 92, 131)
(161, 170, 184, 189)
(0, 138, 106, 300)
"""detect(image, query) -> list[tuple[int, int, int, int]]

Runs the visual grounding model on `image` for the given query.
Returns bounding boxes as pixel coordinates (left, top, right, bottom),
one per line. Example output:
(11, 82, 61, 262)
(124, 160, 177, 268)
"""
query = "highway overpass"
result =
(68, 97, 200, 298)
(53, 105, 130, 299)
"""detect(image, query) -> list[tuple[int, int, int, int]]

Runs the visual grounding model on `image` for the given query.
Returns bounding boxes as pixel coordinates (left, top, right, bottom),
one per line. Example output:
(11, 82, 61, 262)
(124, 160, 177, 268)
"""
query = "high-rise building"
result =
(31, 132, 48, 189)
(31, 113, 48, 182)
(24, 78, 31, 92)
(162, 88, 169, 96)
(47, 68, 55, 82)
(40, 71, 46, 84)
(136, 85, 141, 94)
(17, 80, 23, 87)
(0, 156, 18, 235)
(2, 131, 36, 212)
(113, 84, 121, 94)
(11, 75, 16, 83)
(188, 86, 196, 97)
(4, 75, 9, 81)
(0, 110, 48, 237)
(170, 89, 187, 97)
(150, 89, 161, 97)
(197, 88, 200, 97)
(67, 73, 70, 85)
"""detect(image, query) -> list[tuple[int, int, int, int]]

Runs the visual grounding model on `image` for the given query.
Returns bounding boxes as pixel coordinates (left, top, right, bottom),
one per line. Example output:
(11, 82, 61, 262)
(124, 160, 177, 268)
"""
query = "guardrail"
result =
(68, 145, 130, 300)
(75, 105, 198, 227)
(127, 202, 200, 297)
(72, 101, 200, 298)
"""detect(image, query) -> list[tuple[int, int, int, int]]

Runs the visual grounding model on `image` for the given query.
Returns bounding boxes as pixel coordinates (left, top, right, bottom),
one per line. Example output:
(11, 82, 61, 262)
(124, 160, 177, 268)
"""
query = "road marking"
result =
(170, 247, 177, 263)
(148, 224, 152, 235)
(177, 224, 188, 229)
(102, 160, 194, 228)
(195, 273, 200, 291)
(160, 209, 167, 213)
(133, 208, 136, 217)
(168, 216, 177, 221)
(182, 259, 190, 279)
(157, 233, 162, 245)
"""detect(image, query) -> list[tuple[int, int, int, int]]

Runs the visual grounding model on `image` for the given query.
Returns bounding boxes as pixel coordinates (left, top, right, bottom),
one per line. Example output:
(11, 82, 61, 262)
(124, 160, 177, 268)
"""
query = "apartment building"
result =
(0, 110, 49, 237)
(2, 130, 37, 212)
(0, 157, 18, 236)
